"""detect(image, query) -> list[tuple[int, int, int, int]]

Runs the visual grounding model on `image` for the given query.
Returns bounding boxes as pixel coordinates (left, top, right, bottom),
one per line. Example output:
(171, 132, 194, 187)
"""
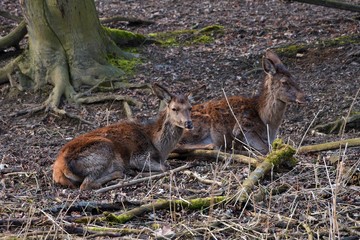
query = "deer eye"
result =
(172, 108, 178, 112)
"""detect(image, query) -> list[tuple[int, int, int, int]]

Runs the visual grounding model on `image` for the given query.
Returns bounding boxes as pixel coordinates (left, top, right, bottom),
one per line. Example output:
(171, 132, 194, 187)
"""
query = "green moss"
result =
(107, 55, 141, 76)
(192, 35, 214, 44)
(267, 140, 296, 167)
(276, 34, 360, 57)
(104, 27, 147, 47)
(148, 25, 224, 47)
(276, 44, 307, 57)
(104, 212, 133, 224)
(319, 35, 360, 47)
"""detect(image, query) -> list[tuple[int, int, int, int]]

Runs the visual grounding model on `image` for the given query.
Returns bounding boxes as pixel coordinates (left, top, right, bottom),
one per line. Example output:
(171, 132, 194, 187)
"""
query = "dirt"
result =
(0, 0, 359, 239)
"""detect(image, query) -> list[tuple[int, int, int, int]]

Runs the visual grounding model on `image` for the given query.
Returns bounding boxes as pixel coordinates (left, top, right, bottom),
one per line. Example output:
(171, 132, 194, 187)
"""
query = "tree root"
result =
(0, 10, 22, 22)
(0, 20, 27, 51)
(0, 55, 23, 84)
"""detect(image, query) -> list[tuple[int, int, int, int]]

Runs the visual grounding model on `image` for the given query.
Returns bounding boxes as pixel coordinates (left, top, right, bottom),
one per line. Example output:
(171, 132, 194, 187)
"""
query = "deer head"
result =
(152, 83, 194, 129)
(262, 50, 306, 105)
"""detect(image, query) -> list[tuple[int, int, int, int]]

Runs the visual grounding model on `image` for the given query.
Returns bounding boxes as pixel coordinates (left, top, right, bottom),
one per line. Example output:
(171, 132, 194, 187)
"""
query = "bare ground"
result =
(0, 0, 359, 239)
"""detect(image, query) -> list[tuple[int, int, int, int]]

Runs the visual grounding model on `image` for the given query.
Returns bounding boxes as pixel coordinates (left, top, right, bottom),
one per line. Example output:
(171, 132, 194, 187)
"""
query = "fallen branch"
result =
(313, 114, 360, 134)
(83, 140, 295, 224)
(169, 149, 260, 167)
(298, 137, 360, 154)
(234, 140, 296, 203)
(291, 0, 360, 12)
(183, 170, 223, 187)
(45, 201, 139, 215)
(100, 16, 155, 25)
(95, 163, 193, 193)
(99, 196, 227, 224)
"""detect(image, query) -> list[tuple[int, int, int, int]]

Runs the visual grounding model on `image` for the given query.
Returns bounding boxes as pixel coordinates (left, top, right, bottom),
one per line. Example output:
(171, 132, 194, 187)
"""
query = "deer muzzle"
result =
(184, 121, 193, 130)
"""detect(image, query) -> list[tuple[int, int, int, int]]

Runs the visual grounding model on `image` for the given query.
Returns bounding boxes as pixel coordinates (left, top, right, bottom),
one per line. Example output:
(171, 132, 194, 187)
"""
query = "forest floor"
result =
(0, 0, 360, 239)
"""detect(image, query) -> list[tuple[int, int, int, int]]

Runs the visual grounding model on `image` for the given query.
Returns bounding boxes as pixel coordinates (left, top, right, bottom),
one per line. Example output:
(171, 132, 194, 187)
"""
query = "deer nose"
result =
(185, 121, 193, 130)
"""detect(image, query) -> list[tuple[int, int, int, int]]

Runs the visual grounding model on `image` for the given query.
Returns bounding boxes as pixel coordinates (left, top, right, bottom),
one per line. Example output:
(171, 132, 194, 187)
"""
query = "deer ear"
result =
(186, 84, 206, 103)
(152, 83, 173, 103)
(263, 57, 277, 76)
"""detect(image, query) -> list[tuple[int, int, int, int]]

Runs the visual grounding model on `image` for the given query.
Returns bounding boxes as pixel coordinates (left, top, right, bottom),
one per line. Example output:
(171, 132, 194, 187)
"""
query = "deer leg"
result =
(80, 170, 123, 190)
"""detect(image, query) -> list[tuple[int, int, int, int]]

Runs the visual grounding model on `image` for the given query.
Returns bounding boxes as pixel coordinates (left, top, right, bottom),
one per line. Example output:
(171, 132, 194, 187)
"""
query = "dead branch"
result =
(100, 16, 155, 25)
(298, 137, 360, 154)
(183, 170, 223, 187)
(313, 114, 360, 134)
(95, 163, 193, 193)
(45, 201, 139, 215)
(169, 149, 260, 167)
(84, 141, 295, 225)
(291, 0, 360, 12)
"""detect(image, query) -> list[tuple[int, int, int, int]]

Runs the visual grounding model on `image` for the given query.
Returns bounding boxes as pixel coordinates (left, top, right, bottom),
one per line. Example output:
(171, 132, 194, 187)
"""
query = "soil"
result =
(0, 0, 359, 239)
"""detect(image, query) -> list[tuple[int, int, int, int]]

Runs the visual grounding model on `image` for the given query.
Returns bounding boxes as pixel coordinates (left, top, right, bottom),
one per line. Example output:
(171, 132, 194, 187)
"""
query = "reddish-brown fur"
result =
(178, 50, 305, 154)
(53, 84, 198, 190)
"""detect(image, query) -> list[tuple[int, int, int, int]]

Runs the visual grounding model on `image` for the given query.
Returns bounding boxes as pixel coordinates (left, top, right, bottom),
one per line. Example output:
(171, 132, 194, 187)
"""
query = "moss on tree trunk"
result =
(5, 0, 137, 113)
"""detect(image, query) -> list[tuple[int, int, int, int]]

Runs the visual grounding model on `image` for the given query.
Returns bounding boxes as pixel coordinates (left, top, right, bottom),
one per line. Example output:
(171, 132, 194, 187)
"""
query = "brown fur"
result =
(53, 84, 198, 190)
(178, 50, 305, 154)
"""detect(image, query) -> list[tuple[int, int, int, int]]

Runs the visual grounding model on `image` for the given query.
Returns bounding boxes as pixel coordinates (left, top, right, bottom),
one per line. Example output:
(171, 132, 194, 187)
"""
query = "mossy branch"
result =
(169, 149, 260, 167)
(100, 196, 227, 224)
(298, 137, 360, 154)
(77, 140, 295, 225)
(235, 139, 296, 202)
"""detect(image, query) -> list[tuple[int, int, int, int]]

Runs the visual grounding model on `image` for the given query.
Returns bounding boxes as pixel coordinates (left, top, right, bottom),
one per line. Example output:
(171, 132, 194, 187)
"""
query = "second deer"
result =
(178, 50, 306, 154)
(53, 83, 198, 190)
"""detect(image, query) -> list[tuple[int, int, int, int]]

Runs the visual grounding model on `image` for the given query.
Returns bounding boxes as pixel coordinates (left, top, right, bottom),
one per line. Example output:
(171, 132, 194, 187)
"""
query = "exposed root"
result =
(76, 94, 142, 108)
(0, 55, 23, 84)
(0, 10, 22, 22)
(0, 20, 27, 51)
(9, 99, 93, 125)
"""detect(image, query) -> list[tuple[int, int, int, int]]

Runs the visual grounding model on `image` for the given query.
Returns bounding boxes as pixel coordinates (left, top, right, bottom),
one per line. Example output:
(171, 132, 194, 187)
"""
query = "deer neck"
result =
(257, 85, 287, 141)
(151, 110, 184, 160)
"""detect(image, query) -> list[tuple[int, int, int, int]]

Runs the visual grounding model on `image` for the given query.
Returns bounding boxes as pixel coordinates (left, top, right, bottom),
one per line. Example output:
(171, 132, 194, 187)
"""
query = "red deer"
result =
(178, 50, 305, 154)
(53, 83, 197, 190)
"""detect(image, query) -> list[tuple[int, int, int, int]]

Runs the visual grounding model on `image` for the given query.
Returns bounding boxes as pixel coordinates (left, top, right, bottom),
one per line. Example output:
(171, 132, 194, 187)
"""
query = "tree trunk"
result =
(14, 0, 132, 111)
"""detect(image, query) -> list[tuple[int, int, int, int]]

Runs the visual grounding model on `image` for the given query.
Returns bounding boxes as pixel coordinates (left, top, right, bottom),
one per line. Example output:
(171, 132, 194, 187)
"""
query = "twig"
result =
(183, 170, 223, 187)
(95, 163, 193, 193)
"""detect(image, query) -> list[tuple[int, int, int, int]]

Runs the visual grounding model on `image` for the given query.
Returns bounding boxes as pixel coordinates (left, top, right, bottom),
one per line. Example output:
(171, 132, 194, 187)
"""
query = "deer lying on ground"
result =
(53, 83, 197, 190)
(177, 50, 305, 154)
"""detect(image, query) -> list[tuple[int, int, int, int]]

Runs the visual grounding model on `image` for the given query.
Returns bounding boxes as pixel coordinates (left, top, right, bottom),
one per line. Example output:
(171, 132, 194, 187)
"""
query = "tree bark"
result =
(291, 0, 360, 12)
(1, 0, 136, 112)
